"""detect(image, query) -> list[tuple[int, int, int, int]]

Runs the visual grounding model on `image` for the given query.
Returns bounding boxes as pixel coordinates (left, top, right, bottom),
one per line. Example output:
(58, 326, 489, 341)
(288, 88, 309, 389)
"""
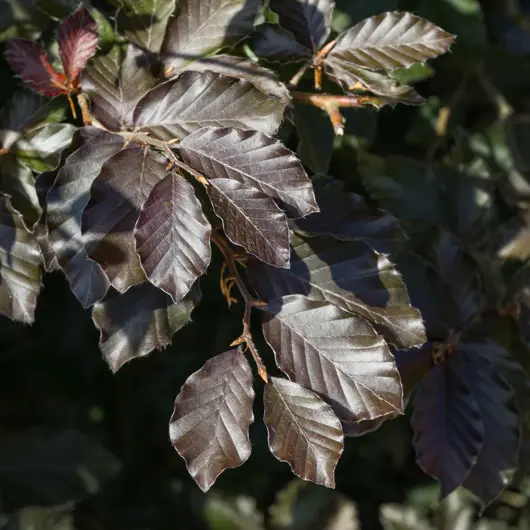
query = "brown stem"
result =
(76, 93, 92, 126)
(288, 62, 311, 89)
(212, 231, 269, 383)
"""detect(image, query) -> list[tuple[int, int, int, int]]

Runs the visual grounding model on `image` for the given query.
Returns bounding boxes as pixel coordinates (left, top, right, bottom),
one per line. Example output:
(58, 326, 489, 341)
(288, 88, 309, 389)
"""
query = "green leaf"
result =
(0, 0, 48, 40)
(204, 493, 264, 530)
(4, 504, 74, 530)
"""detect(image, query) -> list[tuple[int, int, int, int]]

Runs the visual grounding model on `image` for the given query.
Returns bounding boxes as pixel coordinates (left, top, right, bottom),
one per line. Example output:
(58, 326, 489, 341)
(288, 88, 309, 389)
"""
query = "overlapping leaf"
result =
(82, 146, 168, 293)
(179, 127, 318, 217)
(264, 377, 343, 488)
(249, 233, 426, 349)
(328, 12, 455, 72)
(0, 195, 41, 324)
(269, 0, 335, 51)
(262, 295, 403, 426)
(170, 348, 254, 492)
(46, 128, 125, 307)
(134, 172, 212, 303)
(82, 44, 155, 131)
(412, 355, 484, 499)
(133, 71, 286, 140)
(162, 0, 260, 73)
(251, 24, 313, 61)
(93, 282, 200, 372)
(208, 178, 290, 268)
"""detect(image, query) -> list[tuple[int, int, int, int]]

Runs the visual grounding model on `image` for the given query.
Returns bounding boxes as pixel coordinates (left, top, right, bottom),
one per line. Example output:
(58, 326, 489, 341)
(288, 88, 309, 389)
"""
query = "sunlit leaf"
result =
(262, 294, 403, 425)
(264, 377, 343, 488)
(135, 172, 211, 303)
(170, 348, 254, 492)
(179, 127, 317, 217)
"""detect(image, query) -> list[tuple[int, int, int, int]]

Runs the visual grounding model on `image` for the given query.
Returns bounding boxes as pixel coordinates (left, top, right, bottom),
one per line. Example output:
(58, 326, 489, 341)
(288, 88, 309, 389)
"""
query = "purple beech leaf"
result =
(252, 24, 313, 62)
(134, 172, 211, 303)
(0, 195, 42, 324)
(268, 0, 335, 51)
(249, 233, 426, 349)
(329, 11, 456, 72)
(394, 343, 433, 401)
(262, 294, 404, 425)
(208, 178, 290, 268)
(117, 0, 175, 54)
(162, 0, 260, 74)
(341, 416, 389, 437)
(264, 377, 343, 488)
(169, 348, 254, 492)
(93, 282, 200, 372)
(82, 44, 156, 131)
(46, 128, 125, 308)
(81, 146, 168, 293)
(133, 71, 286, 141)
(179, 127, 318, 218)
(412, 354, 485, 499)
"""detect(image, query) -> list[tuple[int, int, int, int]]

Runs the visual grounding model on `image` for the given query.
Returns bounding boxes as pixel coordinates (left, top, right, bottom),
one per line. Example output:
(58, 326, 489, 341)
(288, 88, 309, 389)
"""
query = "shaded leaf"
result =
(249, 233, 426, 349)
(93, 282, 200, 372)
(264, 377, 343, 488)
(117, 0, 174, 54)
(4, 39, 66, 96)
(162, 0, 260, 73)
(262, 294, 403, 425)
(208, 178, 290, 268)
(0, 0, 48, 41)
(133, 71, 286, 140)
(329, 11, 455, 72)
(204, 492, 264, 530)
(5, 504, 74, 530)
(394, 343, 432, 401)
(252, 24, 313, 61)
(412, 354, 484, 499)
(0, 194, 41, 324)
(47, 128, 125, 307)
(57, 7, 98, 83)
(135, 172, 211, 303)
(269, 0, 335, 50)
(179, 127, 317, 217)
(82, 146, 168, 293)
(341, 416, 388, 438)
(170, 348, 254, 492)
(82, 44, 155, 131)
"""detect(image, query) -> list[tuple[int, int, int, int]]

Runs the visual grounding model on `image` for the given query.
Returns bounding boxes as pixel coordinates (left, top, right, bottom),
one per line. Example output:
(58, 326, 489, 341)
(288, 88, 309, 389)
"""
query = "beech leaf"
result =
(264, 377, 343, 488)
(329, 11, 456, 72)
(412, 354, 484, 499)
(249, 233, 426, 349)
(57, 7, 98, 83)
(135, 172, 212, 303)
(179, 127, 318, 218)
(162, 0, 260, 74)
(93, 282, 200, 372)
(262, 294, 404, 425)
(0, 194, 42, 324)
(208, 178, 291, 268)
(82, 145, 168, 293)
(170, 348, 254, 492)
(252, 24, 313, 62)
(133, 71, 286, 140)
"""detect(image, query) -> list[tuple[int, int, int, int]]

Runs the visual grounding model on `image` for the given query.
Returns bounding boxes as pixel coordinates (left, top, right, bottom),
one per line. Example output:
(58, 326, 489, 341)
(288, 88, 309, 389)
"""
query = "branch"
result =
(211, 231, 269, 383)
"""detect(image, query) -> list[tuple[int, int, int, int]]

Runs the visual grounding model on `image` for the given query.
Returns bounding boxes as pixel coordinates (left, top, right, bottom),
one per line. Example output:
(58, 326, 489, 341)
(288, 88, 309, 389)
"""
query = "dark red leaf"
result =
(4, 39, 66, 97)
(57, 7, 98, 83)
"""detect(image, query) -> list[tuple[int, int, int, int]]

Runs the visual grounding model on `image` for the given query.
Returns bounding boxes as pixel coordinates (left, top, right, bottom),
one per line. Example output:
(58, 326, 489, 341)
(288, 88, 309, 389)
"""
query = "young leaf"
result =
(93, 282, 200, 372)
(268, 0, 335, 51)
(0, 195, 42, 324)
(135, 172, 212, 303)
(329, 11, 455, 72)
(169, 348, 254, 492)
(263, 377, 343, 488)
(162, 0, 260, 74)
(117, 0, 175, 54)
(4, 39, 67, 97)
(133, 71, 286, 140)
(81, 146, 168, 293)
(56, 7, 98, 84)
(249, 233, 426, 349)
(179, 127, 318, 217)
(208, 178, 291, 268)
(82, 44, 155, 131)
(262, 294, 403, 425)
(47, 128, 125, 307)
(412, 355, 484, 499)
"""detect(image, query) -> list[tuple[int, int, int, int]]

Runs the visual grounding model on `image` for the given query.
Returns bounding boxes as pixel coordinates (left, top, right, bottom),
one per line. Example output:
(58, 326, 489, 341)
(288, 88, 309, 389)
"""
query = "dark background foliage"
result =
(2, 0, 530, 529)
